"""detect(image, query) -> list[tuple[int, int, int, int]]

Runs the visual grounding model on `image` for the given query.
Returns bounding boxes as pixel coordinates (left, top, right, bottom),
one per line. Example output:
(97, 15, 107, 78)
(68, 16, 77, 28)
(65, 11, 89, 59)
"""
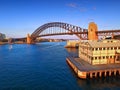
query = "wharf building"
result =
(79, 39, 120, 65)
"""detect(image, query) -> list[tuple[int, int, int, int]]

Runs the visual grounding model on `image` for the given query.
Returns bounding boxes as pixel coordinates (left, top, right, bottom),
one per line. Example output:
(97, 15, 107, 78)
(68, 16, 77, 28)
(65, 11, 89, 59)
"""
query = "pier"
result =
(66, 57, 120, 79)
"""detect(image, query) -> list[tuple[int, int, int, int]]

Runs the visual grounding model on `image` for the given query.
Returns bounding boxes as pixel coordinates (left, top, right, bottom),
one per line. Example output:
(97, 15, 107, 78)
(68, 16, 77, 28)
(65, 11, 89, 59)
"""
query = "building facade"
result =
(79, 39, 120, 65)
(0, 33, 6, 40)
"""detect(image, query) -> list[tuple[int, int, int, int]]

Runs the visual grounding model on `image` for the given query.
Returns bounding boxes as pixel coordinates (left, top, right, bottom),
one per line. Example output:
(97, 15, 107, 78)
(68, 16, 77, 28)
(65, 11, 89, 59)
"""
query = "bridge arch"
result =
(26, 22, 120, 44)
(31, 22, 88, 40)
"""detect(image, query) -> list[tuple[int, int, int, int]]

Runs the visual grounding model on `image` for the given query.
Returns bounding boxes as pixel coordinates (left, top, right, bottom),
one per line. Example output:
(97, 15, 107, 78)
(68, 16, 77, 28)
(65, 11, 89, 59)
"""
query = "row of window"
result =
(94, 47, 120, 51)
(92, 56, 115, 60)
(80, 52, 120, 60)
(80, 47, 120, 51)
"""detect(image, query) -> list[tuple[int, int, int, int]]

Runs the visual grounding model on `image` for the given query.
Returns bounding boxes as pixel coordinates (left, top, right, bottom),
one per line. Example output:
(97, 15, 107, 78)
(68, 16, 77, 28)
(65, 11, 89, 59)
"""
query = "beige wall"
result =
(79, 41, 120, 65)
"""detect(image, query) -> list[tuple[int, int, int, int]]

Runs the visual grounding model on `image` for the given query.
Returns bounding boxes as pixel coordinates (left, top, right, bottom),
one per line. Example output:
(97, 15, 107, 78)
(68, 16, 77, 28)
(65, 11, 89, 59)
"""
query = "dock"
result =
(66, 57, 120, 79)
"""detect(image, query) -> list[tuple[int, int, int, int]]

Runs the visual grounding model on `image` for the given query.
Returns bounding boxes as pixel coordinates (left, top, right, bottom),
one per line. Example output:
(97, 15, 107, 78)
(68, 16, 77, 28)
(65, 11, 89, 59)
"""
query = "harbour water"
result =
(0, 42, 120, 90)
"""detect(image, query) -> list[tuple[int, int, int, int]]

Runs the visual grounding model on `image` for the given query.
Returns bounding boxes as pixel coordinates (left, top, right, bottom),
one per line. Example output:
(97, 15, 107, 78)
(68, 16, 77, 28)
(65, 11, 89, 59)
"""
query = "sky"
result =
(0, 0, 120, 38)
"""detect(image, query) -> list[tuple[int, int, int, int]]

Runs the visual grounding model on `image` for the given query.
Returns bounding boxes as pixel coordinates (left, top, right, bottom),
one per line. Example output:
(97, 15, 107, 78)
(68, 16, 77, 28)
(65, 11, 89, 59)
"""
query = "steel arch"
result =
(31, 22, 88, 40)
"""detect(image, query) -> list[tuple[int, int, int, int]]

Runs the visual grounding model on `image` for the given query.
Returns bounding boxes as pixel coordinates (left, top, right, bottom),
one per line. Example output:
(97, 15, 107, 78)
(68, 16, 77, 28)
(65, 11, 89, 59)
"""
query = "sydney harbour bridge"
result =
(25, 22, 120, 44)
(11, 22, 120, 44)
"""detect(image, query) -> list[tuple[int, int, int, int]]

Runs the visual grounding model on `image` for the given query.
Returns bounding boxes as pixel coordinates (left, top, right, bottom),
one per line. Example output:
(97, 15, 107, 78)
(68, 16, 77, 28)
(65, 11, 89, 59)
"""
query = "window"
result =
(103, 56, 105, 59)
(114, 56, 116, 59)
(116, 56, 120, 61)
(103, 48, 105, 50)
(95, 57, 97, 60)
(114, 47, 117, 50)
(96, 48, 98, 50)
(99, 57, 101, 59)
(99, 48, 102, 50)
(106, 56, 109, 59)
(110, 56, 112, 58)
(91, 57, 93, 60)
(111, 47, 113, 50)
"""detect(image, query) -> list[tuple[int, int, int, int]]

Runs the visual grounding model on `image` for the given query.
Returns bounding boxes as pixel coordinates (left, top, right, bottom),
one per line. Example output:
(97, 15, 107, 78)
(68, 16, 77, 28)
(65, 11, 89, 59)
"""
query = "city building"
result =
(79, 39, 120, 65)
(0, 33, 6, 40)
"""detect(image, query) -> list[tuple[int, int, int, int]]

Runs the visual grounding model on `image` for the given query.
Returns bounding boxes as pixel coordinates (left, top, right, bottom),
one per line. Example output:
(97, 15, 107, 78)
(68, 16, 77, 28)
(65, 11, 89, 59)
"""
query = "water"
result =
(0, 42, 120, 90)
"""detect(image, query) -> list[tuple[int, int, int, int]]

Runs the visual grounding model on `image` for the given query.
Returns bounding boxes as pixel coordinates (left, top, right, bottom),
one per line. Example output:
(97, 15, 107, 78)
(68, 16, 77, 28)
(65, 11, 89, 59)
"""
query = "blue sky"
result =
(0, 0, 120, 38)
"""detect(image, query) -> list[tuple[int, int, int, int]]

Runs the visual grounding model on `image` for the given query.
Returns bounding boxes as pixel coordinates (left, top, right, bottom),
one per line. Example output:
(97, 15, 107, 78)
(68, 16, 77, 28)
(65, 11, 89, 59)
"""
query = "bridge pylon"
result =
(27, 34, 32, 44)
(88, 22, 98, 40)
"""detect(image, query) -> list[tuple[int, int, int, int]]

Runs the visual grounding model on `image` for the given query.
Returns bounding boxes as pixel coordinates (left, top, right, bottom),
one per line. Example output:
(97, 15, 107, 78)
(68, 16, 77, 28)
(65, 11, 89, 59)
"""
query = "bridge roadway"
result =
(11, 29, 120, 43)
(11, 29, 120, 39)
(11, 30, 120, 43)
(37, 29, 120, 37)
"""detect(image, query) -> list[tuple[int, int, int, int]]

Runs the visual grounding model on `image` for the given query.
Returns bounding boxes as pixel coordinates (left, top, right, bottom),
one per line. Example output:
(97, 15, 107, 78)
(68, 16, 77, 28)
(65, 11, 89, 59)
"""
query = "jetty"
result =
(66, 57, 120, 79)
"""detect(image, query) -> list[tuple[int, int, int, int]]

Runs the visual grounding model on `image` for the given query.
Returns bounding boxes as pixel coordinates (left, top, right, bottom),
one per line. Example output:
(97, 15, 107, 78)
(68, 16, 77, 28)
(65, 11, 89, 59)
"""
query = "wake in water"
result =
(8, 45, 13, 50)
(41, 42, 61, 50)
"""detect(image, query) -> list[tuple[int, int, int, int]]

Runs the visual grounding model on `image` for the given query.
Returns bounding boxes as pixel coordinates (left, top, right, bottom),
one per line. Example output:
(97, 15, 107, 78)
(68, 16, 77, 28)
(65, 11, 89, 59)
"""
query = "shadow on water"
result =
(77, 76, 120, 90)
(67, 62, 120, 90)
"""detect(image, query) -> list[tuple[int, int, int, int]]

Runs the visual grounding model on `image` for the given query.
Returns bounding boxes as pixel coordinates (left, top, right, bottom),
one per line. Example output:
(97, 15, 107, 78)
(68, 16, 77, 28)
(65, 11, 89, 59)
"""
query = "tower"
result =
(88, 22, 98, 40)
(27, 33, 32, 44)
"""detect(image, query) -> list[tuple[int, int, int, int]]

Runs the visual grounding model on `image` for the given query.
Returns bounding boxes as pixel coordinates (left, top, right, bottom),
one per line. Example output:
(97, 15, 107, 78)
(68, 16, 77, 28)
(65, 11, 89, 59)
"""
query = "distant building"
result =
(0, 33, 6, 40)
(79, 39, 120, 65)
(114, 35, 120, 40)
(65, 40, 80, 48)
(104, 35, 120, 40)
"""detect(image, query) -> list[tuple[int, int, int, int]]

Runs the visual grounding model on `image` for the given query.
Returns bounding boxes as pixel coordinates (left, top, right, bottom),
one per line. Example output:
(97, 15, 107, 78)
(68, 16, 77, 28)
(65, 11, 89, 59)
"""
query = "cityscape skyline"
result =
(0, 0, 120, 38)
